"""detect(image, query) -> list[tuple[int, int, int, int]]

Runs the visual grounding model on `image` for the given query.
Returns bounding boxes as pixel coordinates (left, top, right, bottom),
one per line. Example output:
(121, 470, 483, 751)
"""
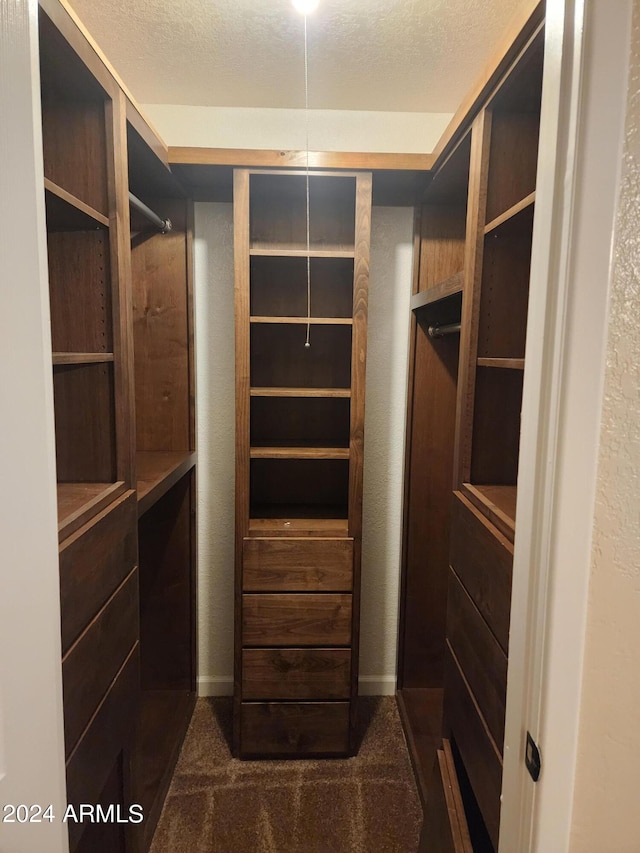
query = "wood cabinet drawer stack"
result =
(234, 169, 372, 757)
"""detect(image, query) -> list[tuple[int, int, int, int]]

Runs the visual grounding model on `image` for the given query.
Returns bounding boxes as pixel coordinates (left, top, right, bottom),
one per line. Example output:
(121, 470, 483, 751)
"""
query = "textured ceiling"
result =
(68, 0, 526, 112)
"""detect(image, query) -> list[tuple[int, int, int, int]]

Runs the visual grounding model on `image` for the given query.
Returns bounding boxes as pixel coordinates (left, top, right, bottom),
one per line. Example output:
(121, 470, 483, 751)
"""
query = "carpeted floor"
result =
(150, 697, 422, 853)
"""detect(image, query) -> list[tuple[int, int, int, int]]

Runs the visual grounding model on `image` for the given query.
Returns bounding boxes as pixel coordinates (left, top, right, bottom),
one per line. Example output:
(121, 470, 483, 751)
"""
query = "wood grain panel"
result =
(132, 197, 191, 452)
(59, 491, 137, 653)
(65, 646, 139, 853)
(47, 230, 112, 353)
(418, 205, 466, 292)
(250, 458, 349, 516)
(41, 97, 109, 216)
(240, 701, 350, 757)
(243, 537, 353, 591)
(450, 492, 513, 653)
(242, 594, 352, 646)
(485, 111, 540, 224)
(447, 569, 508, 751)
(251, 396, 350, 450)
(62, 569, 139, 755)
(170, 147, 433, 171)
(419, 741, 472, 853)
(53, 362, 117, 483)
(477, 205, 534, 359)
(250, 255, 354, 319)
(401, 321, 459, 686)
(138, 473, 194, 692)
(242, 649, 351, 700)
(470, 367, 524, 486)
(348, 172, 372, 544)
(250, 323, 352, 389)
(444, 645, 502, 851)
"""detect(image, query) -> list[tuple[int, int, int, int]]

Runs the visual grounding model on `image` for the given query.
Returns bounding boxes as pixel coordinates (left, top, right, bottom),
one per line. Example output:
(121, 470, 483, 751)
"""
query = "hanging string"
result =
(304, 13, 311, 348)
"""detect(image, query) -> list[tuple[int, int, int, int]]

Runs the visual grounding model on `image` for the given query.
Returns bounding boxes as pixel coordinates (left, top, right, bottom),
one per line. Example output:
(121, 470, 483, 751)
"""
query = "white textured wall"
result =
(194, 203, 413, 696)
(569, 4, 640, 850)
(143, 105, 452, 154)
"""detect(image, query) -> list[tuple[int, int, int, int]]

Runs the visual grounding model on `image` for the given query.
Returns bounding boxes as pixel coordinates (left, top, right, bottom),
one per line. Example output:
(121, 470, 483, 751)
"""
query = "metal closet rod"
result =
(428, 322, 461, 339)
(129, 192, 172, 233)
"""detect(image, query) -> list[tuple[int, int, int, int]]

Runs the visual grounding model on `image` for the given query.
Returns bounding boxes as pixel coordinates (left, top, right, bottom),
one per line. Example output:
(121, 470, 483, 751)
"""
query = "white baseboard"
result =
(358, 676, 396, 696)
(197, 675, 397, 697)
(197, 676, 233, 697)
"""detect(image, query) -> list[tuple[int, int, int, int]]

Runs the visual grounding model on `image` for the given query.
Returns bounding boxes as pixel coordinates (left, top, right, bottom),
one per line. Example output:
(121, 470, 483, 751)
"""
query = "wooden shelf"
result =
(461, 483, 517, 541)
(411, 271, 464, 313)
(44, 178, 110, 231)
(484, 192, 536, 235)
(250, 446, 349, 460)
(250, 387, 351, 398)
(57, 481, 126, 543)
(53, 352, 114, 365)
(250, 245, 355, 259)
(249, 516, 350, 537)
(477, 358, 525, 370)
(250, 316, 353, 325)
(136, 450, 197, 517)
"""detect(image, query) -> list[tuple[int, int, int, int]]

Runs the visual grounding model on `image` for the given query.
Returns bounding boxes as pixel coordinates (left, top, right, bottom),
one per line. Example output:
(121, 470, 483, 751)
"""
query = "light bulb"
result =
(293, 0, 319, 14)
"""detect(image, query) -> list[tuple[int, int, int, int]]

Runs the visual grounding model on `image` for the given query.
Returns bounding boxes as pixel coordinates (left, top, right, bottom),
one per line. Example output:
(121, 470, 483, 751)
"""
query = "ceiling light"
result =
(293, 0, 319, 14)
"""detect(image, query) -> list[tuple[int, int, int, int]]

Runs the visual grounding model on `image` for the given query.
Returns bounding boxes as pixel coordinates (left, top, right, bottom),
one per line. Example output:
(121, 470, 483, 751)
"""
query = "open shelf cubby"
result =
(470, 366, 523, 488)
(250, 255, 354, 318)
(251, 395, 350, 449)
(477, 203, 534, 360)
(250, 323, 352, 389)
(39, 11, 110, 218)
(250, 458, 349, 520)
(250, 173, 357, 253)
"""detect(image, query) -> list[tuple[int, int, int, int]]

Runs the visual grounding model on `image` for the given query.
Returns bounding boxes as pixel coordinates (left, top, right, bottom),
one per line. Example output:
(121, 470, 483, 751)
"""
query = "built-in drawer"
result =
(444, 644, 502, 851)
(59, 490, 137, 653)
(243, 537, 353, 591)
(450, 492, 513, 653)
(66, 644, 140, 852)
(240, 701, 350, 757)
(419, 739, 472, 853)
(242, 648, 351, 700)
(242, 594, 352, 646)
(62, 568, 139, 755)
(447, 568, 507, 751)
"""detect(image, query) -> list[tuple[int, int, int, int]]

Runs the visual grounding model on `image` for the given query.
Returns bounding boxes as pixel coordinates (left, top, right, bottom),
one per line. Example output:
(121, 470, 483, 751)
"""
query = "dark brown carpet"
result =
(150, 697, 422, 853)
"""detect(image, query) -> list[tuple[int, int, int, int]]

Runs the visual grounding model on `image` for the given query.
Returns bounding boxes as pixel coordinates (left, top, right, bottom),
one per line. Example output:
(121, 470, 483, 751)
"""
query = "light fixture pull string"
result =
(304, 13, 311, 348)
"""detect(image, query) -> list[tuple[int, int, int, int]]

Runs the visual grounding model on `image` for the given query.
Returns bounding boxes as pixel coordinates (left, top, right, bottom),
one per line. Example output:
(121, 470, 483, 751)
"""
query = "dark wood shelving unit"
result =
(410, 271, 464, 313)
(235, 168, 372, 758)
(136, 450, 197, 517)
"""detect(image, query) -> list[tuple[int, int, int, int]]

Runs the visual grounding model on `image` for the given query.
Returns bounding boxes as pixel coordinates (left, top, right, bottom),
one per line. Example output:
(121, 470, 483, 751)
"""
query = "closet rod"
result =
(428, 322, 461, 338)
(129, 192, 172, 233)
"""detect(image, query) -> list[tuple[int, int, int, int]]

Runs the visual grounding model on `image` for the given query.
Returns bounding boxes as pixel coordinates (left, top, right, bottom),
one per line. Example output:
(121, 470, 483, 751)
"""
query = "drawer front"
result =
(66, 645, 140, 852)
(420, 740, 472, 853)
(243, 537, 353, 591)
(444, 644, 502, 851)
(447, 568, 507, 751)
(59, 491, 137, 653)
(242, 594, 352, 646)
(62, 568, 139, 755)
(240, 701, 350, 757)
(242, 648, 351, 700)
(450, 492, 513, 653)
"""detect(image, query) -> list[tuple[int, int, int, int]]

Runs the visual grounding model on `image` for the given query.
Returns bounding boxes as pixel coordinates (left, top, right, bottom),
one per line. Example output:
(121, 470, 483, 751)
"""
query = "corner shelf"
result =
(477, 358, 525, 370)
(250, 446, 349, 460)
(461, 482, 517, 542)
(136, 450, 197, 517)
(250, 386, 351, 398)
(484, 192, 536, 236)
(44, 178, 109, 231)
(57, 481, 127, 543)
(53, 352, 114, 365)
(250, 245, 355, 259)
(250, 317, 353, 326)
(410, 271, 464, 314)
